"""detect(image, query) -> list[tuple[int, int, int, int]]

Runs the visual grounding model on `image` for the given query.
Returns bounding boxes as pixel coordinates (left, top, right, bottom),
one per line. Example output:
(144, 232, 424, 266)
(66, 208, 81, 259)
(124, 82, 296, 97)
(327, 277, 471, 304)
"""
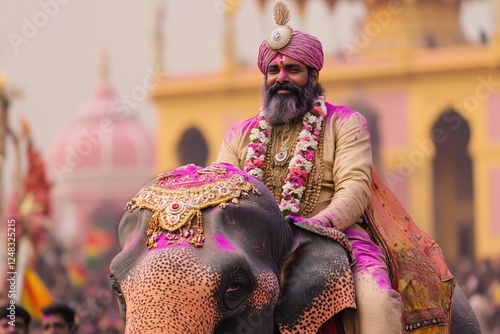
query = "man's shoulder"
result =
(226, 114, 260, 135)
(324, 102, 358, 116)
(324, 102, 368, 123)
(323, 102, 369, 133)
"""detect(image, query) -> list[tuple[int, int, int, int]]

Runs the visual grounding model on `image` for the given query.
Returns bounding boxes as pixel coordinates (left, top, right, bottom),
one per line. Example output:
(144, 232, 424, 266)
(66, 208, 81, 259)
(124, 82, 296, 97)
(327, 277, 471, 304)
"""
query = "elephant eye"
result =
(227, 283, 241, 294)
(223, 272, 252, 310)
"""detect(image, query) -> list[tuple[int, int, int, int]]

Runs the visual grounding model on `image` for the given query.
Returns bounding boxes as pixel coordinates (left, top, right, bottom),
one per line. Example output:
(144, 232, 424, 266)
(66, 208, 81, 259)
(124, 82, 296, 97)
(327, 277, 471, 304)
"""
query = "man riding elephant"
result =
(110, 162, 479, 333)
(217, 1, 401, 332)
(216, 1, 476, 333)
(110, 1, 480, 332)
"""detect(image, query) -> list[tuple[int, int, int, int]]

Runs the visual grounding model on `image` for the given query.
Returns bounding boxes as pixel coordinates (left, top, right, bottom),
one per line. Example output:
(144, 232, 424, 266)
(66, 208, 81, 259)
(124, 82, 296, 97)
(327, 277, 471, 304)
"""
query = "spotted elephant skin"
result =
(109, 163, 355, 334)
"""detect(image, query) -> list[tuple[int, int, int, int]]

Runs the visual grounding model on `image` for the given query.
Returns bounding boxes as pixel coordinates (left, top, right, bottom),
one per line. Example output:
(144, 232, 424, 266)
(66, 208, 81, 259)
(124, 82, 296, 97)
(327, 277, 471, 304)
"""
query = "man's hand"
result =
(287, 213, 333, 228)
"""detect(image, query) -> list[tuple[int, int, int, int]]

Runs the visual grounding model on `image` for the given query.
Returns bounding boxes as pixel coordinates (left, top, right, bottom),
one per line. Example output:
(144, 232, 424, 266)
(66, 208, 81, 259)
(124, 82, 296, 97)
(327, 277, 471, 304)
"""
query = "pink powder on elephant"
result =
(214, 233, 237, 251)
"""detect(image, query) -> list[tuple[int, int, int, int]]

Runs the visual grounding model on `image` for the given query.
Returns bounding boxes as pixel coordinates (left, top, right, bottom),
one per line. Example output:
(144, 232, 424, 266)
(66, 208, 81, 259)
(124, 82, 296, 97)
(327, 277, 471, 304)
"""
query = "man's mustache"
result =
(268, 82, 301, 96)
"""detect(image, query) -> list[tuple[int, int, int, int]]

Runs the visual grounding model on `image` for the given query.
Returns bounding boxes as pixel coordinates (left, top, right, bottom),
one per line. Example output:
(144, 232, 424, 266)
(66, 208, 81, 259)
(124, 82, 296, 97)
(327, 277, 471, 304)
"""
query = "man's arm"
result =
(216, 118, 257, 169)
(217, 128, 242, 168)
(311, 110, 373, 231)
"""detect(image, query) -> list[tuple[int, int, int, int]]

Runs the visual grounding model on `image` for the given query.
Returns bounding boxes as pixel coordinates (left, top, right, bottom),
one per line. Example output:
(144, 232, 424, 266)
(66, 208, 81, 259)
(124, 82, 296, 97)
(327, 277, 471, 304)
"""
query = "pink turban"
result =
(257, 29, 324, 74)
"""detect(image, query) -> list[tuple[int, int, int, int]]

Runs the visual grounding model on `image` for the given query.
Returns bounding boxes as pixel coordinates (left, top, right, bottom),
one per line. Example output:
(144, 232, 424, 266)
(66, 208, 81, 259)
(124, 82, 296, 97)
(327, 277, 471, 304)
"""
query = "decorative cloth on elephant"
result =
(364, 170, 455, 333)
(126, 162, 261, 249)
(257, 0, 323, 74)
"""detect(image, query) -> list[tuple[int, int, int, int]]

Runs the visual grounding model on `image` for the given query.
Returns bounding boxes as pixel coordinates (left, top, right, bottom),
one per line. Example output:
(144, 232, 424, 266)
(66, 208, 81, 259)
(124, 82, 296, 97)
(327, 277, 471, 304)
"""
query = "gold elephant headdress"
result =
(126, 162, 260, 249)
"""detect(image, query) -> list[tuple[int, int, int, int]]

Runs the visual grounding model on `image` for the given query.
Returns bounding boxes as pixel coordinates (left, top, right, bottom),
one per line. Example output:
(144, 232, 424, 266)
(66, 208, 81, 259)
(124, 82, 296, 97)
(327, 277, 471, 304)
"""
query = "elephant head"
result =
(110, 162, 355, 334)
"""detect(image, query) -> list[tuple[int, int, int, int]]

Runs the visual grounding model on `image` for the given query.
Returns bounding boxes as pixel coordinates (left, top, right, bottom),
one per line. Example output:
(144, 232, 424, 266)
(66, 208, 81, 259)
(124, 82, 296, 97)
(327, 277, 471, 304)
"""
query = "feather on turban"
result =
(257, 30, 324, 74)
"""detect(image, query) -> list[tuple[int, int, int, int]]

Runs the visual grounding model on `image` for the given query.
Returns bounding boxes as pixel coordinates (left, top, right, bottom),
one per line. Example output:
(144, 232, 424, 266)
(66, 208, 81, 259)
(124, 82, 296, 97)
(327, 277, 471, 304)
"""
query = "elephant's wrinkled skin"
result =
(109, 163, 355, 334)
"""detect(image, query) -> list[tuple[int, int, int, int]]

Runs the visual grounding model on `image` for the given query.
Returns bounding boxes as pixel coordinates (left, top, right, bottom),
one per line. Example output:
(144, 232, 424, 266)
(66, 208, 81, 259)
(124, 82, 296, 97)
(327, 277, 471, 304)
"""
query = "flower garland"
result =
(245, 97, 327, 215)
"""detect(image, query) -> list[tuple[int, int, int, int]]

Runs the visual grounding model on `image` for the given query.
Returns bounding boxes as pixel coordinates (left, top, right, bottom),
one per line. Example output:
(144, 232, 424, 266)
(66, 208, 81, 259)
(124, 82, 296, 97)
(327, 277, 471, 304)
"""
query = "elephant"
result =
(110, 162, 480, 334)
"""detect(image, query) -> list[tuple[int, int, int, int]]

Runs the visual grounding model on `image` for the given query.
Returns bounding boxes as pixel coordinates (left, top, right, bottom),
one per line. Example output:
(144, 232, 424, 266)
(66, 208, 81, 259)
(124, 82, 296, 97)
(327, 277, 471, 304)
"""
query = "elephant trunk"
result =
(120, 250, 223, 333)
(122, 290, 219, 334)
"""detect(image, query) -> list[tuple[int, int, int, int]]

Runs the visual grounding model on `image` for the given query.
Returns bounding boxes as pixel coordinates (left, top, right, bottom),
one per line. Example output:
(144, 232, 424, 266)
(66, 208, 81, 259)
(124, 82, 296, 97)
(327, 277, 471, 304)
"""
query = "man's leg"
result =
(344, 224, 402, 334)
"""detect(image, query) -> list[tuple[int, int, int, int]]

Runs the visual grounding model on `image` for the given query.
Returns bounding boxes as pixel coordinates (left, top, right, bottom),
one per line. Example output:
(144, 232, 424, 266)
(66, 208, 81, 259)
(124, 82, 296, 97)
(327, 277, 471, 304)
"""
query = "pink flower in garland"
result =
(289, 167, 308, 179)
(245, 115, 270, 179)
(304, 149, 315, 161)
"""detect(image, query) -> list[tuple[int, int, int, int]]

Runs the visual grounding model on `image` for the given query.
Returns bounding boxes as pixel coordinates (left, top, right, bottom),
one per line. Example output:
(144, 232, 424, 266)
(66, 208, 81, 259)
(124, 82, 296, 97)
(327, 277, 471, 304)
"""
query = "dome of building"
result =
(48, 72, 155, 250)
(49, 78, 155, 186)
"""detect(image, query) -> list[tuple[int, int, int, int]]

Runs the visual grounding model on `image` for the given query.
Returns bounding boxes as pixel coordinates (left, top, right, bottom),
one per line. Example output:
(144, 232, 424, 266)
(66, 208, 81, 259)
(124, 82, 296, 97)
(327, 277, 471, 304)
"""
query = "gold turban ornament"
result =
(266, 1, 293, 50)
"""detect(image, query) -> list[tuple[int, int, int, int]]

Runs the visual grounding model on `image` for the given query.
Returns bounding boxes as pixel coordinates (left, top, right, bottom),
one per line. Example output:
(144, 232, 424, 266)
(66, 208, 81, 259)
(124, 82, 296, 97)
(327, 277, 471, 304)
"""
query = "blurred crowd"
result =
(0, 298, 122, 334)
(449, 256, 500, 334)
(0, 300, 122, 334)
(0, 259, 123, 334)
(0, 301, 122, 334)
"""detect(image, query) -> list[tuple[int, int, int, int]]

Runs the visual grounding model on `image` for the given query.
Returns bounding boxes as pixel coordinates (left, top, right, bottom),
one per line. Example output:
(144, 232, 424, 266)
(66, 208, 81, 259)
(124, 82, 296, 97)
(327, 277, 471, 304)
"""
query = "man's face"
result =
(266, 54, 313, 89)
(42, 314, 71, 334)
(263, 54, 320, 126)
(0, 317, 28, 334)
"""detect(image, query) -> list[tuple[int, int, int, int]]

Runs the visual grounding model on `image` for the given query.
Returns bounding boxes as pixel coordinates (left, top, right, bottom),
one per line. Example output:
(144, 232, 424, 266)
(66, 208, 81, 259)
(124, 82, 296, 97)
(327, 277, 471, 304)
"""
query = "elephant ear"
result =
(275, 220, 356, 334)
(450, 284, 481, 334)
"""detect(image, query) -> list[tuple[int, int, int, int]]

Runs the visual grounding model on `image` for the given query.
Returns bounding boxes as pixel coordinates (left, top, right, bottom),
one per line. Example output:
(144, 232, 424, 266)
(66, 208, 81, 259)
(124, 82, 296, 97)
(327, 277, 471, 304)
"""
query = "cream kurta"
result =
(217, 102, 373, 232)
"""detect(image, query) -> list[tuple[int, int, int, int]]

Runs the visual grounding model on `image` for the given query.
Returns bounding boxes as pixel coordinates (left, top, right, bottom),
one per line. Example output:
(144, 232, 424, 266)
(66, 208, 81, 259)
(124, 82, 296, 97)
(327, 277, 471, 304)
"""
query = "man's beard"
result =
(262, 79, 320, 126)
